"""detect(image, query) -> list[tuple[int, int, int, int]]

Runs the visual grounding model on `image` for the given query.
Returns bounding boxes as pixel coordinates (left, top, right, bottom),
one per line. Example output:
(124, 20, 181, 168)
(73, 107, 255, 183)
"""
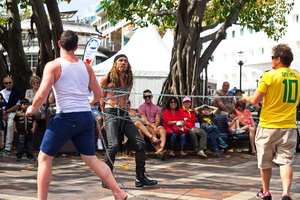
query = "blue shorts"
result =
(40, 112, 95, 156)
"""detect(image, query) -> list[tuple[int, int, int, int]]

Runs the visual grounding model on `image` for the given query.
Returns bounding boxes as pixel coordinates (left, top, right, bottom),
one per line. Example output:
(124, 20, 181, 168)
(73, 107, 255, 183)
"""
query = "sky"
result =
(57, 0, 99, 19)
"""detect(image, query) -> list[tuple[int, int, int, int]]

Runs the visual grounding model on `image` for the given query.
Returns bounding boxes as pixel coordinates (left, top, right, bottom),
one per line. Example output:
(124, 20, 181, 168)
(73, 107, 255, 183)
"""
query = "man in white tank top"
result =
(26, 30, 127, 200)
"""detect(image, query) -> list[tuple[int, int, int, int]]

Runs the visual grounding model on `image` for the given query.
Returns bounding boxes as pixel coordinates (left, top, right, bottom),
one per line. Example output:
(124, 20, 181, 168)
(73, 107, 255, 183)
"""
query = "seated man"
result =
(213, 81, 235, 115)
(138, 89, 167, 160)
(127, 100, 161, 148)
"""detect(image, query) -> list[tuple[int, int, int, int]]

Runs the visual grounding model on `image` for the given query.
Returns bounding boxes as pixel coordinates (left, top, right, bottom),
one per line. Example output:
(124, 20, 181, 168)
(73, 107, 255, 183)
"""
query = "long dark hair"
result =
(109, 62, 133, 88)
(165, 97, 179, 111)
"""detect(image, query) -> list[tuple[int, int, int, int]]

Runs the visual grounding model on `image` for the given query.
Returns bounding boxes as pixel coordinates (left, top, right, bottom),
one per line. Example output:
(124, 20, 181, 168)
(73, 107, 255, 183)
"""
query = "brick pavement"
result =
(0, 150, 299, 200)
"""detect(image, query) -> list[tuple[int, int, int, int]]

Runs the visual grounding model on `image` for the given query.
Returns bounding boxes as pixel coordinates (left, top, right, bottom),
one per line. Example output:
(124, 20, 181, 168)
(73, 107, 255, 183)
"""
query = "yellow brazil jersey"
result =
(257, 68, 300, 128)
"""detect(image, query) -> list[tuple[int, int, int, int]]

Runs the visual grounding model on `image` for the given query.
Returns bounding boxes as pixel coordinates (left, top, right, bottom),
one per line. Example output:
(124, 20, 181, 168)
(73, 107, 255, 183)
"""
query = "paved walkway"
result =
(1, 149, 299, 200)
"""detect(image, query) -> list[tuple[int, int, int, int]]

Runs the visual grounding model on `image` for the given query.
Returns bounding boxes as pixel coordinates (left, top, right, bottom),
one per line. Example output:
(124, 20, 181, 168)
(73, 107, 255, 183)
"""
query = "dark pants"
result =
(169, 131, 186, 151)
(187, 128, 207, 152)
(204, 125, 220, 150)
(16, 132, 34, 159)
(104, 108, 146, 173)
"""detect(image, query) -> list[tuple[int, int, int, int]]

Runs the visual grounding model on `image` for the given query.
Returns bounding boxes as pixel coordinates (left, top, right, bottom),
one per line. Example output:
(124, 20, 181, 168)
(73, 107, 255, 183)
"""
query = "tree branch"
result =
(201, 22, 219, 32)
(150, 9, 177, 16)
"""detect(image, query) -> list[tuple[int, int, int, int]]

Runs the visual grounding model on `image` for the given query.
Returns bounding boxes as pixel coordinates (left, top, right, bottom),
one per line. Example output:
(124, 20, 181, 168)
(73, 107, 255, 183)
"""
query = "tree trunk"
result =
(0, 51, 8, 90)
(45, 0, 64, 58)
(158, 0, 245, 109)
(5, 0, 32, 93)
(30, 0, 54, 77)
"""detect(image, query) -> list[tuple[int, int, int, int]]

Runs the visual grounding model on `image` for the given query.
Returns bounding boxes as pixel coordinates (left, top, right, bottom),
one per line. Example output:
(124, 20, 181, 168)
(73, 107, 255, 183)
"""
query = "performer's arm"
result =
(27, 60, 60, 115)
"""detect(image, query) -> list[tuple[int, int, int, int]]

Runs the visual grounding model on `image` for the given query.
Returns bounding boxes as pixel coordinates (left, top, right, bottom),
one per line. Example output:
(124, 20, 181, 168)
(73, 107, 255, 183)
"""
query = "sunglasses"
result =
(4, 82, 12, 85)
(32, 82, 40, 85)
(143, 95, 152, 99)
(170, 101, 177, 104)
(271, 56, 278, 60)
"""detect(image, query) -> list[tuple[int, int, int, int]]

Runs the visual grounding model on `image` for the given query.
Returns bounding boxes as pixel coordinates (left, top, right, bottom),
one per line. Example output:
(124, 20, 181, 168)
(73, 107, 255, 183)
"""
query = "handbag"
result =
(171, 123, 189, 134)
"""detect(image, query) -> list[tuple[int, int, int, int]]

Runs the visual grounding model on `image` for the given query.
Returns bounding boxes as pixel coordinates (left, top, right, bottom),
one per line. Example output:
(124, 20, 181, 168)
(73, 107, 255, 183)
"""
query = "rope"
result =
(97, 84, 252, 199)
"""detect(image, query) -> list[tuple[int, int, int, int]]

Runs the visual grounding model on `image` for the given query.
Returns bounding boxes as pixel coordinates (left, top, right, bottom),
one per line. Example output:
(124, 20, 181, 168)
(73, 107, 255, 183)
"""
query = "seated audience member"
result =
(180, 97, 207, 158)
(226, 109, 246, 139)
(236, 100, 257, 155)
(213, 81, 235, 115)
(196, 105, 228, 157)
(127, 101, 162, 156)
(138, 89, 167, 160)
(25, 75, 46, 121)
(163, 97, 188, 157)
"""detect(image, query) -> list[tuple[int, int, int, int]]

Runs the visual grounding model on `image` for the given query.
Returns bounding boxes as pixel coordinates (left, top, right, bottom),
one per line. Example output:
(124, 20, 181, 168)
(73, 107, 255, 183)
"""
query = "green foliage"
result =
(100, 0, 294, 41)
(0, 0, 32, 27)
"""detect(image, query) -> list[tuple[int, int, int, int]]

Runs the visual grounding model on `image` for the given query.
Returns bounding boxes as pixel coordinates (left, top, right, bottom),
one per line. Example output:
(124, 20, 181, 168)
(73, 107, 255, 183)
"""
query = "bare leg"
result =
(81, 154, 127, 200)
(37, 151, 54, 200)
(0, 130, 3, 149)
(279, 165, 293, 195)
(260, 168, 272, 194)
(249, 127, 256, 154)
(156, 128, 167, 153)
(134, 122, 160, 146)
(146, 127, 161, 152)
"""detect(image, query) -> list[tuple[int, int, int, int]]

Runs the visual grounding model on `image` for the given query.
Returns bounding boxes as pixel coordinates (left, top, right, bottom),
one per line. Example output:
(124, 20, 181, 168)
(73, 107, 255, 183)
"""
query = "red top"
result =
(162, 109, 185, 134)
(236, 109, 253, 127)
(180, 107, 196, 129)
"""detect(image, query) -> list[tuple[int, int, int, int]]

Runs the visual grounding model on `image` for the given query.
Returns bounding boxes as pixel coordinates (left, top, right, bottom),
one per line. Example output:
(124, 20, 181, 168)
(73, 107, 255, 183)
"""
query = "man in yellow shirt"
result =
(243, 44, 299, 200)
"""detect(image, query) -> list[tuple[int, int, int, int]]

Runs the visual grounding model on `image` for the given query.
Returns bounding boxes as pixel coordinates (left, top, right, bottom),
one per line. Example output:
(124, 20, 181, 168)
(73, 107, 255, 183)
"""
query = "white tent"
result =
(92, 26, 172, 108)
(162, 29, 174, 52)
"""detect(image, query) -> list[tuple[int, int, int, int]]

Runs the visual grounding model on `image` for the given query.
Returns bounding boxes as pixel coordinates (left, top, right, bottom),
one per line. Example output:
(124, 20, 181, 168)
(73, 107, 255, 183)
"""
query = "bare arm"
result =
(99, 75, 108, 112)
(13, 121, 17, 133)
(32, 120, 37, 133)
(85, 63, 103, 105)
(209, 105, 219, 115)
(242, 91, 265, 105)
(6, 105, 19, 113)
(154, 113, 161, 127)
(26, 60, 59, 115)
(140, 113, 153, 126)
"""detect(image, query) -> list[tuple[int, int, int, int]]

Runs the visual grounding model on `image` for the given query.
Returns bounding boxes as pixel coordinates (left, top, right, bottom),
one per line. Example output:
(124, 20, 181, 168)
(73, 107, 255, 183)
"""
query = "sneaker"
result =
(237, 128, 246, 134)
(16, 157, 22, 161)
(280, 194, 292, 200)
(97, 139, 104, 150)
(27, 157, 36, 161)
(256, 188, 272, 200)
(0, 149, 10, 157)
(219, 141, 228, 149)
(214, 148, 220, 157)
(197, 151, 207, 159)
(232, 134, 239, 140)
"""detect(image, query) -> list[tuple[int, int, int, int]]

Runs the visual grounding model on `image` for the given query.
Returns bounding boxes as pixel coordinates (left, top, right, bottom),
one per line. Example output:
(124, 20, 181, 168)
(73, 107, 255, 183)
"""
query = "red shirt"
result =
(180, 107, 196, 129)
(162, 109, 185, 134)
(236, 109, 253, 126)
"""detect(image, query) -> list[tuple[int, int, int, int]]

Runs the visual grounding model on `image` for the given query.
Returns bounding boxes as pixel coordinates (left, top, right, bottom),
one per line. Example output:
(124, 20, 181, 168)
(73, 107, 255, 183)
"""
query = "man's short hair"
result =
(20, 98, 30, 105)
(272, 44, 293, 67)
(60, 30, 78, 51)
(143, 89, 152, 95)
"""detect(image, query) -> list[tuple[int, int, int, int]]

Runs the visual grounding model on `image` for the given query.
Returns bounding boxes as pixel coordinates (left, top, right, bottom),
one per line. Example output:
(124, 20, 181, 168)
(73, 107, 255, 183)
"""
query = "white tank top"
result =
(53, 58, 91, 113)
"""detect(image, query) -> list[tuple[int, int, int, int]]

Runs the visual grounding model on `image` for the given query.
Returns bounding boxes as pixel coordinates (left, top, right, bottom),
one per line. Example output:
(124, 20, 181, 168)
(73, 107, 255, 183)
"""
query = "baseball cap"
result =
(182, 97, 191, 103)
(200, 104, 209, 110)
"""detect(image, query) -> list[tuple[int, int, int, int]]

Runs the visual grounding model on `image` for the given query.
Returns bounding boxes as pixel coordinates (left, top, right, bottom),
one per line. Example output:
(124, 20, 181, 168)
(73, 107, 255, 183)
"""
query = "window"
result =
(26, 54, 38, 73)
(232, 30, 235, 38)
(240, 28, 244, 36)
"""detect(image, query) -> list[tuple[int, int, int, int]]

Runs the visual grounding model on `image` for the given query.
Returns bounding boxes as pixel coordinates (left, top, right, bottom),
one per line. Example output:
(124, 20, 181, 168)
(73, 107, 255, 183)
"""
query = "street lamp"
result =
(234, 51, 247, 90)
